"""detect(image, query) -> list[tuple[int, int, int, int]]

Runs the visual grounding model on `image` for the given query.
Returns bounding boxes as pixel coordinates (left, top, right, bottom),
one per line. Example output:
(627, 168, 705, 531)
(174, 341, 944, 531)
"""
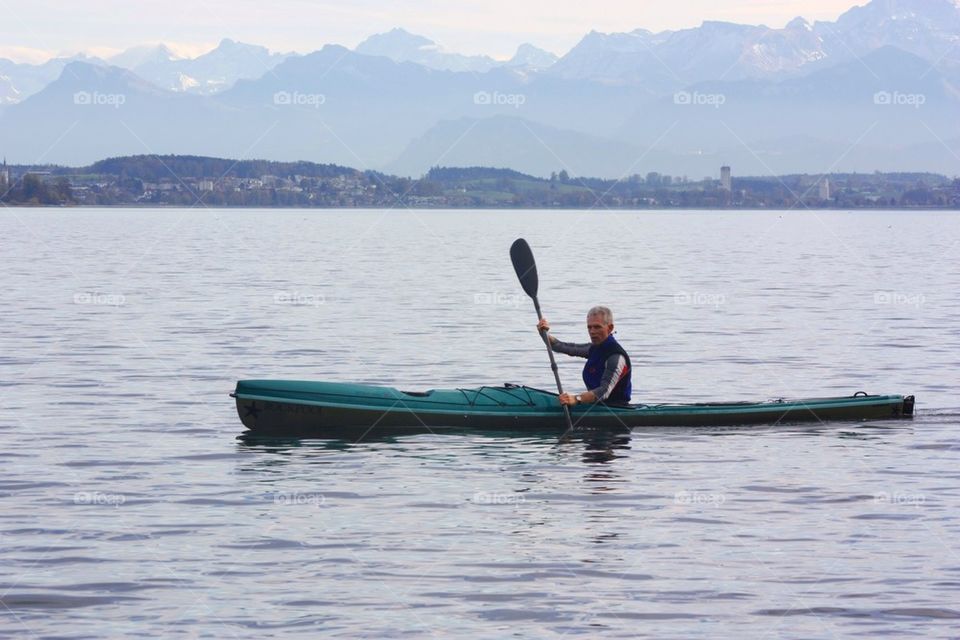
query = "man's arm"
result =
(549, 337, 590, 358)
(537, 317, 589, 358)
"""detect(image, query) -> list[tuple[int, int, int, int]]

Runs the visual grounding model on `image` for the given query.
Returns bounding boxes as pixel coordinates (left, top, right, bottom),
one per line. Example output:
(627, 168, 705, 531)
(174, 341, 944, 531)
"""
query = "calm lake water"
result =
(1, 208, 958, 638)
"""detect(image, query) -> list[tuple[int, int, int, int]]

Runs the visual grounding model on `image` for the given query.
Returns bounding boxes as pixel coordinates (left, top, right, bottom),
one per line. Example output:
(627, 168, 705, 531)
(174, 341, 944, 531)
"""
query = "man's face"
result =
(586, 314, 613, 344)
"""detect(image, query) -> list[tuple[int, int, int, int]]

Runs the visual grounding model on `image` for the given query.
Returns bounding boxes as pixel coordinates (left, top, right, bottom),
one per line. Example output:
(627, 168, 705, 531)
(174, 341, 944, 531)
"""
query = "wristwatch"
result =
(575, 394, 583, 404)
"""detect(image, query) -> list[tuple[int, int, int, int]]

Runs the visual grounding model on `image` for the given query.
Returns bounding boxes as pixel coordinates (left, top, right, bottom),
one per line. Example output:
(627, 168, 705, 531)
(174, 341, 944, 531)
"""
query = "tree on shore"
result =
(0, 174, 74, 205)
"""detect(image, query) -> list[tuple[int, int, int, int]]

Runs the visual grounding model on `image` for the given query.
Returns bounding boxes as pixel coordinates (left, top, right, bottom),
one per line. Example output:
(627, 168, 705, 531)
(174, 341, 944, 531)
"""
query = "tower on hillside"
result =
(720, 166, 731, 191)
(819, 177, 831, 200)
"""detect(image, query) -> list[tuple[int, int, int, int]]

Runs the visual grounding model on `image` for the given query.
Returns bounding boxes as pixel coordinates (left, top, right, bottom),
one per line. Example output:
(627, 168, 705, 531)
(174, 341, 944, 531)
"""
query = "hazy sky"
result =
(0, 0, 867, 63)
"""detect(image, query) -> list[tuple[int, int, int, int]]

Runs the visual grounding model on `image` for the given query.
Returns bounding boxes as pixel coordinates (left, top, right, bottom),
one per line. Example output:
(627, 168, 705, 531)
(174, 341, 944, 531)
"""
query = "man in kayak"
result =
(536, 306, 632, 407)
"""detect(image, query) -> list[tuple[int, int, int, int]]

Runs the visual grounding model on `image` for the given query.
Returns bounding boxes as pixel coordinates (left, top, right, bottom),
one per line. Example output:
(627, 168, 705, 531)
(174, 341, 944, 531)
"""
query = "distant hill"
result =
(87, 154, 358, 181)
(426, 166, 540, 182)
(386, 115, 645, 178)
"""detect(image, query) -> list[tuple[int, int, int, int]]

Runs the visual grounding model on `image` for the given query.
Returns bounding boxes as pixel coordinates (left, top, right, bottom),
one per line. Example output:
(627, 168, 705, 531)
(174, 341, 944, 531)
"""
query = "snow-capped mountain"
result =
(819, 0, 960, 67)
(0, 74, 20, 104)
(356, 30, 558, 73)
(0, 40, 292, 101)
(0, 54, 107, 104)
(505, 44, 559, 70)
(108, 43, 181, 71)
(128, 39, 294, 94)
(356, 28, 500, 72)
(548, 0, 960, 86)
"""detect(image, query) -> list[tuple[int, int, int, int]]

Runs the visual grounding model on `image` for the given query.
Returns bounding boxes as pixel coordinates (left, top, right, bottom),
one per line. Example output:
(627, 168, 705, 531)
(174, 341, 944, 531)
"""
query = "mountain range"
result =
(109, 39, 294, 94)
(355, 28, 558, 73)
(1, 0, 958, 177)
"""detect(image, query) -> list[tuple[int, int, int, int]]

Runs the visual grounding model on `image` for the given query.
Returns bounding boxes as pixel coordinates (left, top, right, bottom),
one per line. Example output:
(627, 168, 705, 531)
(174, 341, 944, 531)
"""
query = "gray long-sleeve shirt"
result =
(550, 339, 629, 403)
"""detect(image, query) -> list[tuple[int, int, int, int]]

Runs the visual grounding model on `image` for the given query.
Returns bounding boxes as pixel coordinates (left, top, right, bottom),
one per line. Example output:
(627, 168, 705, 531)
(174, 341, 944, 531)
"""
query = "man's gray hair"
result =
(586, 305, 614, 324)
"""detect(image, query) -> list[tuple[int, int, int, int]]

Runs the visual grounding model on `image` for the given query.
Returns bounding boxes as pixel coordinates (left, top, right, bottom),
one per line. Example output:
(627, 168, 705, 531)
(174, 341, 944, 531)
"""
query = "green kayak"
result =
(233, 380, 914, 436)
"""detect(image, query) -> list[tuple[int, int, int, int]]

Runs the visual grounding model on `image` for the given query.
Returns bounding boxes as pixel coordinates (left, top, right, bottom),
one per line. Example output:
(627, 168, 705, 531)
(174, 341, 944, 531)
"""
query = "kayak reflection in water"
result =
(537, 305, 633, 408)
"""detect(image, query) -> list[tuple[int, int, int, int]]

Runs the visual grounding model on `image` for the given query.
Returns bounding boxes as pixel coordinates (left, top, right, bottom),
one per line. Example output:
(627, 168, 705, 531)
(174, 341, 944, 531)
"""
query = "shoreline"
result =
(2, 204, 958, 212)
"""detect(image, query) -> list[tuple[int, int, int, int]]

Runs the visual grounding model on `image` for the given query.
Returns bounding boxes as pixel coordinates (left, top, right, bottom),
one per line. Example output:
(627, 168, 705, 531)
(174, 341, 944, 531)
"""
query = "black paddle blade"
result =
(510, 238, 539, 298)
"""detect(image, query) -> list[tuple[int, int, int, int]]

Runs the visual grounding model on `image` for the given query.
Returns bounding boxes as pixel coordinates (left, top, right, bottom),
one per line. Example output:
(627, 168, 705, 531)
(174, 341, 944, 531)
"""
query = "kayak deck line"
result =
(233, 380, 915, 435)
(233, 390, 908, 415)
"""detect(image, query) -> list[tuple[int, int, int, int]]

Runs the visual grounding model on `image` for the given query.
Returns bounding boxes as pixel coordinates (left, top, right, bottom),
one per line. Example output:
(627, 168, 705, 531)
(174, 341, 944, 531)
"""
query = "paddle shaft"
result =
(509, 238, 576, 434)
(530, 296, 576, 432)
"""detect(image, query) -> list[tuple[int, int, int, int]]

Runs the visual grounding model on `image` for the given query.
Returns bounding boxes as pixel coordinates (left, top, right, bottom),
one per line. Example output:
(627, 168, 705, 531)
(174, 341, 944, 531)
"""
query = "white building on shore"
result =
(819, 177, 831, 200)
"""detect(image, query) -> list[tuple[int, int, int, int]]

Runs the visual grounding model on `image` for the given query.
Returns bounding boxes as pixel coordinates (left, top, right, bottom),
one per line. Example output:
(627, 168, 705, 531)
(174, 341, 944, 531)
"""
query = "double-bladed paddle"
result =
(510, 238, 576, 434)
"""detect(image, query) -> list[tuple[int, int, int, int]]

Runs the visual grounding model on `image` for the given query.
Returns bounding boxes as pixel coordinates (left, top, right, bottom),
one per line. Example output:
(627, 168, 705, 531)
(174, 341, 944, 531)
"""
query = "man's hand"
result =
(559, 391, 596, 406)
(537, 318, 558, 344)
(558, 393, 577, 406)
